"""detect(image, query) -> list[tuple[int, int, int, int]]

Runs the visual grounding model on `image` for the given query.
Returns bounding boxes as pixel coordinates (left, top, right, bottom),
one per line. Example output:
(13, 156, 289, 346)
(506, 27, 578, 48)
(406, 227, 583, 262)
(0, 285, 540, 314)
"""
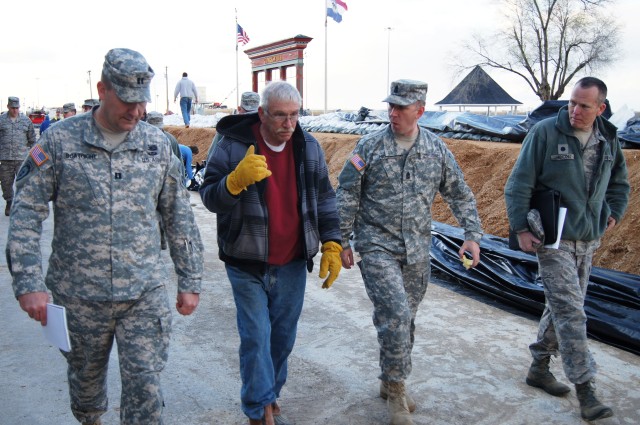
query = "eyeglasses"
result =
(266, 110, 299, 123)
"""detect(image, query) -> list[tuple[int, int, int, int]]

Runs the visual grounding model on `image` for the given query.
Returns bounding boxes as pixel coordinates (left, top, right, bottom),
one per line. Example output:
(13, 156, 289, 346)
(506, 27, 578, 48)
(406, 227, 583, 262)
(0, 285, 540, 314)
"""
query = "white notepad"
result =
(41, 303, 71, 352)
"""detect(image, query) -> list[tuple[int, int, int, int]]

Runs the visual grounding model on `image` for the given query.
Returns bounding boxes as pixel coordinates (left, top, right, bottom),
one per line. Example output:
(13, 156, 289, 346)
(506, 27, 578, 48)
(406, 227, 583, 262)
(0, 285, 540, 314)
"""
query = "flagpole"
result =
(324, 3, 328, 114)
(235, 10, 240, 109)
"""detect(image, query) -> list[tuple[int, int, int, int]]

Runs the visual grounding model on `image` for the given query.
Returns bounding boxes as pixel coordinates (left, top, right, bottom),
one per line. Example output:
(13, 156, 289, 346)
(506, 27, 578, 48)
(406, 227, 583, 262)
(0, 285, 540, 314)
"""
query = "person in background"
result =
(505, 77, 629, 422)
(179, 144, 199, 187)
(174, 72, 198, 128)
(62, 102, 77, 118)
(208, 91, 260, 158)
(6, 47, 204, 425)
(39, 113, 51, 135)
(0, 96, 36, 216)
(199, 81, 342, 425)
(147, 110, 185, 250)
(336, 79, 482, 425)
(51, 108, 63, 123)
(81, 98, 100, 113)
(147, 111, 182, 161)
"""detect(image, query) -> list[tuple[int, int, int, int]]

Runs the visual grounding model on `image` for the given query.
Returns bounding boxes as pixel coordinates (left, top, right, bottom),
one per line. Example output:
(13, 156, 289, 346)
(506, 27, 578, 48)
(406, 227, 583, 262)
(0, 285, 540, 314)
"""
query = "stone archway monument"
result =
(244, 34, 313, 102)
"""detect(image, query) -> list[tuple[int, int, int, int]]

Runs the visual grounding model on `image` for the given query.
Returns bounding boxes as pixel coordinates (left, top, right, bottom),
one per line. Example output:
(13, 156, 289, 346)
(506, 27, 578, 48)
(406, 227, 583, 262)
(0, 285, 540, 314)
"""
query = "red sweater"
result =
(253, 124, 302, 265)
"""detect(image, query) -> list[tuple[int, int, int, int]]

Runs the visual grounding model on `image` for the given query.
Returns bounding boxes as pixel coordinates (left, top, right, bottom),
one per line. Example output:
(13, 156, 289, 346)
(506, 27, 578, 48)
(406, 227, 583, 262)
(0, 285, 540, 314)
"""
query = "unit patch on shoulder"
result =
(29, 144, 49, 166)
(349, 153, 366, 171)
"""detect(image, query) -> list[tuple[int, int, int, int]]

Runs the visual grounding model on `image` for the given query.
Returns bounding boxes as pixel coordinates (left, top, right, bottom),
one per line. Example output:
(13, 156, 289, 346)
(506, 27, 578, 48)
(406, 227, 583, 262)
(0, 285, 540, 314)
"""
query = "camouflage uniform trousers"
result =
(54, 285, 172, 424)
(0, 160, 22, 202)
(359, 250, 429, 382)
(530, 239, 600, 384)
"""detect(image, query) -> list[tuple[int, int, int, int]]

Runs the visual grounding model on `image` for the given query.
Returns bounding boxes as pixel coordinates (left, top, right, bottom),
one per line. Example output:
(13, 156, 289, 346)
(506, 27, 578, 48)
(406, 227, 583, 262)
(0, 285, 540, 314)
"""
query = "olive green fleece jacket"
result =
(505, 106, 630, 242)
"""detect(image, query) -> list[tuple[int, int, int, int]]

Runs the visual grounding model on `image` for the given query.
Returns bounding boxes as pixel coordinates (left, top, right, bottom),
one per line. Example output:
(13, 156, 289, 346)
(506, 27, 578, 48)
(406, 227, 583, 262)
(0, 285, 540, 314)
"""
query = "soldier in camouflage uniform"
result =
(505, 77, 629, 422)
(336, 79, 482, 425)
(0, 96, 36, 216)
(6, 48, 204, 425)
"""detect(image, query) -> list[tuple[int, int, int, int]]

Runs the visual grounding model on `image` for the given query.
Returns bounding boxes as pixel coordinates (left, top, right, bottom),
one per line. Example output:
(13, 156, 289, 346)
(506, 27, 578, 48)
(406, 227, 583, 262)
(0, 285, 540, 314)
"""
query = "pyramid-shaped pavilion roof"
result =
(435, 66, 522, 106)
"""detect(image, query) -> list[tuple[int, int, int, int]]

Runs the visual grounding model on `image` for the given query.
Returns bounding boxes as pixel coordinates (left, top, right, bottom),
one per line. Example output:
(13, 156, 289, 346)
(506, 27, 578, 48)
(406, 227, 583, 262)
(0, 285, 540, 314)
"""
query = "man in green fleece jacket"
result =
(505, 77, 630, 422)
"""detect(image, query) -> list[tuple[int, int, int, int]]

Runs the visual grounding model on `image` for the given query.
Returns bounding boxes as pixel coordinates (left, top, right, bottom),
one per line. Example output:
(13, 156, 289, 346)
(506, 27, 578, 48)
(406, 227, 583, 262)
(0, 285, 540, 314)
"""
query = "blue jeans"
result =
(226, 260, 307, 420)
(179, 97, 192, 125)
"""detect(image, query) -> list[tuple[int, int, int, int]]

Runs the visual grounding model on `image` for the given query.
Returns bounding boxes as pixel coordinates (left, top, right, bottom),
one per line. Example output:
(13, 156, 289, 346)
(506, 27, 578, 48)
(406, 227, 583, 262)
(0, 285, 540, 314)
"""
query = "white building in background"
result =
(197, 87, 207, 103)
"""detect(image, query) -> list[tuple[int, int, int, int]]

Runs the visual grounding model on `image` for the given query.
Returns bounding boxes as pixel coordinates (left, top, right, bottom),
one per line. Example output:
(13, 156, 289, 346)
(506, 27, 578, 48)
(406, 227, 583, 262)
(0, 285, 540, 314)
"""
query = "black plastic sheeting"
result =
(302, 102, 639, 147)
(618, 117, 640, 148)
(417, 100, 640, 146)
(429, 222, 640, 356)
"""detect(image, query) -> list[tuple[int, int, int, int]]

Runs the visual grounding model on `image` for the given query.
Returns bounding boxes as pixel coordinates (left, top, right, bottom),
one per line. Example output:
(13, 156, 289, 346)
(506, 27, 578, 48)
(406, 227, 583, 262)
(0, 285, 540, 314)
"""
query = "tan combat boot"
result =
(525, 356, 571, 396)
(380, 380, 417, 412)
(386, 381, 414, 425)
(575, 380, 614, 421)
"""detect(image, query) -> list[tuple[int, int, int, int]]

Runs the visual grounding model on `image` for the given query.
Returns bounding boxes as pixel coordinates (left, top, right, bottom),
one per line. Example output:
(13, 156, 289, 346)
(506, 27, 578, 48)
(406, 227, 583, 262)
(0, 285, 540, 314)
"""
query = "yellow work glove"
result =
(226, 145, 272, 195)
(319, 241, 343, 289)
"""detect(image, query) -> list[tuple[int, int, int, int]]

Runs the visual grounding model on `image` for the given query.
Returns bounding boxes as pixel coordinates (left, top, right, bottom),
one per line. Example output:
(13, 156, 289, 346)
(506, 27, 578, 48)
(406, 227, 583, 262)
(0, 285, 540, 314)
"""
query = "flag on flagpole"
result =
(237, 23, 250, 45)
(326, 0, 348, 23)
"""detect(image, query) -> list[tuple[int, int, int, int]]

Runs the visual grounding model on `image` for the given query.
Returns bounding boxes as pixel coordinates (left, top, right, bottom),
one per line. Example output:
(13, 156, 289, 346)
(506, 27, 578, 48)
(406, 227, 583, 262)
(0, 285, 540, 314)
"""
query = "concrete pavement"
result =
(1, 192, 639, 424)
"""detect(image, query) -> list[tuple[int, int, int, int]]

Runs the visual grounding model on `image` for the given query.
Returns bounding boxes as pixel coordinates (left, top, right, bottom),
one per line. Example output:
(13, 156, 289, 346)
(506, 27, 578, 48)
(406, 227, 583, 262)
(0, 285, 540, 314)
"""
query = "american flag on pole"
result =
(237, 23, 250, 45)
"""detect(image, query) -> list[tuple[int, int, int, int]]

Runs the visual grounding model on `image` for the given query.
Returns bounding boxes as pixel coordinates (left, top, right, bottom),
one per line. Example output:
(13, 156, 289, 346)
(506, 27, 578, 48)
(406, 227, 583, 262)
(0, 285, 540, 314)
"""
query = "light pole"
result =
(385, 27, 393, 96)
(165, 66, 169, 113)
(87, 70, 93, 98)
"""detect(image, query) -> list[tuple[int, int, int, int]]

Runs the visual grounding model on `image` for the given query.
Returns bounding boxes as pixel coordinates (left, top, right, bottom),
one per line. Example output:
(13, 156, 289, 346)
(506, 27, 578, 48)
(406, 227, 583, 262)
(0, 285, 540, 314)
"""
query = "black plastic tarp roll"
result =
(429, 222, 640, 355)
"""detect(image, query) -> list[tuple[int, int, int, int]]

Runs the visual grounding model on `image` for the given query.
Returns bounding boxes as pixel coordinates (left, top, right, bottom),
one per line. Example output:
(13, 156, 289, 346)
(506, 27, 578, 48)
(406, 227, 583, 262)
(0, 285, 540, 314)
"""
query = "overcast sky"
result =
(2, 0, 638, 114)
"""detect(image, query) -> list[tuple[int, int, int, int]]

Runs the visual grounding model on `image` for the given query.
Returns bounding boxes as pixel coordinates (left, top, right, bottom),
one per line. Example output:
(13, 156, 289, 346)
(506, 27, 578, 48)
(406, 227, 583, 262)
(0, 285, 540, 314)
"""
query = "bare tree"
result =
(462, 0, 620, 101)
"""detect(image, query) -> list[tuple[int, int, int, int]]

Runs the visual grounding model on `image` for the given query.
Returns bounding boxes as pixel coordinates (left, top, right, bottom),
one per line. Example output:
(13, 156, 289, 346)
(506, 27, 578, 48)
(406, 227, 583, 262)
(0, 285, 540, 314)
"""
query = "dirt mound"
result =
(166, 126, 639, 275)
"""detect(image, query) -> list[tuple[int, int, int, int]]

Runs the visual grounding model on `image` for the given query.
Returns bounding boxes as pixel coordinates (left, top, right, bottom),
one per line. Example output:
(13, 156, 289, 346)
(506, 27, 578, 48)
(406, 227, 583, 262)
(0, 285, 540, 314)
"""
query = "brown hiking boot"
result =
(576, 380, 614, 421)
(380, 380, 417, 412)
(526, 356, 571, 396)
(386, 381, 414, 425)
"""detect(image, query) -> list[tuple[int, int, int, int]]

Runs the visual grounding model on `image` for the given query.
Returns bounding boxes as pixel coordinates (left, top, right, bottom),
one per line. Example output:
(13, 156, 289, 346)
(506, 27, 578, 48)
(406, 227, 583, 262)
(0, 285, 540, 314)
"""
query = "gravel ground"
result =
(1, 192, 638, 424)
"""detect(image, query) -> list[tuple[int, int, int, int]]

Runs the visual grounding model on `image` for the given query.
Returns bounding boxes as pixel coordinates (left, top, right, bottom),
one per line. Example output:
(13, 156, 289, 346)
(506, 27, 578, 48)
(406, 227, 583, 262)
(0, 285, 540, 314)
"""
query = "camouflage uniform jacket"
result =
(505, 106, 629, 241)
(0, 112, 36, 160)
(337, 125, 482, 264)
(200, 112, 341, 272)
(7, 112, 203, 300)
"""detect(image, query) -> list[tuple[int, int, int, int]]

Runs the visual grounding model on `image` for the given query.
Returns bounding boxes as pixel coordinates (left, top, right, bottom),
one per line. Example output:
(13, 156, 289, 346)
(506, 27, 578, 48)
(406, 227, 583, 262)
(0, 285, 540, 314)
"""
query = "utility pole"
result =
(165, 66, 169, 113)
(385, 27, 393, 96)
(87, 70, 92, 98)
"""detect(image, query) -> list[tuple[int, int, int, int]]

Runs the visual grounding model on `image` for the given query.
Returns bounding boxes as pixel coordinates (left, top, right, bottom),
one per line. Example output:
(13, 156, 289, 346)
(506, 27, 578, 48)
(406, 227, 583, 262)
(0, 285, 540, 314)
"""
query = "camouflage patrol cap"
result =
(146, 111, 164, 128)
(8, 96, 20, 108)
(63, 102, 76, 113)
(383, 79, 428, 106)
(82, 98, 100, 108)
(102, 48, 154, 103)
(240, 92, 260, 112)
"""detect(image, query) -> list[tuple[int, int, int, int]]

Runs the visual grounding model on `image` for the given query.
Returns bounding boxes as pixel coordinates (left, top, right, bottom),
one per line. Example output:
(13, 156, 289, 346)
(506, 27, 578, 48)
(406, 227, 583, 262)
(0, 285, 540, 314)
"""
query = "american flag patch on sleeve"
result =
(349, 153, 366, 171)
(29, 144, 49, 166)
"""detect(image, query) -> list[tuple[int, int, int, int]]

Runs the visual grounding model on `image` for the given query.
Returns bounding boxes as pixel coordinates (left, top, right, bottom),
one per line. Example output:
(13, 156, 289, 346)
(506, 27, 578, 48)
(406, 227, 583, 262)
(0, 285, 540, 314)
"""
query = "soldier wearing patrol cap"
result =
(7, 48, 203, 425)
(207, 91, 261, 158)
(336, 79, 483, 424)
(62, 102, 77, 118)
(0, 96, 36, 215)
(81, 98, 100, 113)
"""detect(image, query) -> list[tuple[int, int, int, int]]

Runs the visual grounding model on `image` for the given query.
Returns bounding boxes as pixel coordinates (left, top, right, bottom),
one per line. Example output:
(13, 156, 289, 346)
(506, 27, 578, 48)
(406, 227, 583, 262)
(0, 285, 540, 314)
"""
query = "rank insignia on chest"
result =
(147, 144, 158, 156)
(349, 153, 366, 171)
(29, 144, 49, 166)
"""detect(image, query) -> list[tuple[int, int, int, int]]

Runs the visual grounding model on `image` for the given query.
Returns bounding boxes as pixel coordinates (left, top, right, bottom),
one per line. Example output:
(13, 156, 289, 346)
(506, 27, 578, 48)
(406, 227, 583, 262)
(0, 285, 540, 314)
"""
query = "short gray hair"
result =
(260, 81, 301, 111)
